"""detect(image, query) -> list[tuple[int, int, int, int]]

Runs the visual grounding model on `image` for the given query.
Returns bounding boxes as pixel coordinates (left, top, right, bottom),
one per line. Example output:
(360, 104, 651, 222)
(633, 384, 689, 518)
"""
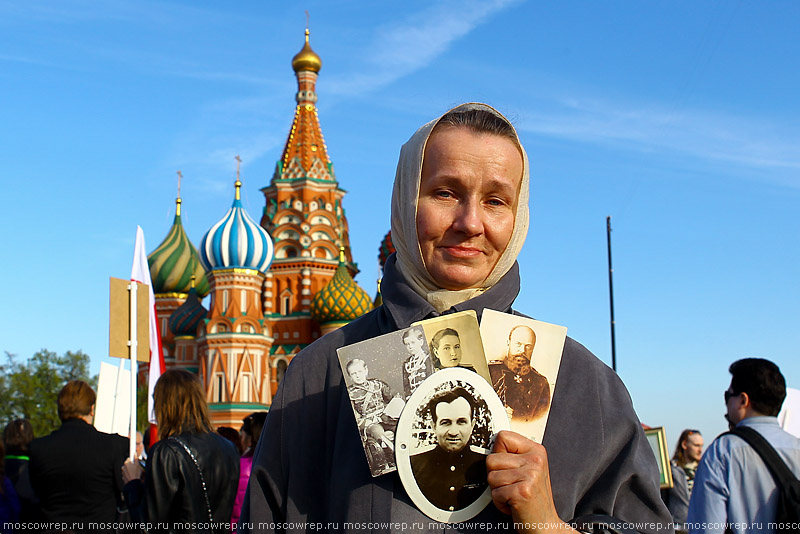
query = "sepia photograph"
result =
(413, 310, 492, 385)
(480, 309, 567, 443)
(395, 367, 509, 523)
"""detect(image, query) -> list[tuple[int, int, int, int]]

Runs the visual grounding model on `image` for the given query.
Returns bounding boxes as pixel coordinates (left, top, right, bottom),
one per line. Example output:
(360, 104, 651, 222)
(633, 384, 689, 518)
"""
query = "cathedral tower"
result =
(260, 28, 366, 386)
(199, 166, 275, 427)
(147, 180, 209, 363)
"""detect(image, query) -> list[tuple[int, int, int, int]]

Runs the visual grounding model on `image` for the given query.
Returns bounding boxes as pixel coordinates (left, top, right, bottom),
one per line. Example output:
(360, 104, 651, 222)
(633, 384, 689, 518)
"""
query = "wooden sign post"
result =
(109, 277, 150, 458)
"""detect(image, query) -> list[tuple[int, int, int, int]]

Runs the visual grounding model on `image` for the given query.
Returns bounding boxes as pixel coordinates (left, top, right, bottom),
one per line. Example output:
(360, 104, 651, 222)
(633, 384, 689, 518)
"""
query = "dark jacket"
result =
(29, 418, 128, 527)
(124, 431, 239, 533)
(410, 446, 487, 512)
(242, 256, 672, 533)
(5, 456, 41, 522)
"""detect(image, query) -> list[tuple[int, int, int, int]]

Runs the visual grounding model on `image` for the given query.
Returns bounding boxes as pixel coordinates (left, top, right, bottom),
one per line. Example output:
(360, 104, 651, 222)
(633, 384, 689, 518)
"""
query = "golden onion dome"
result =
(310, 249, 372, 325)
(292, 28, 322, 73)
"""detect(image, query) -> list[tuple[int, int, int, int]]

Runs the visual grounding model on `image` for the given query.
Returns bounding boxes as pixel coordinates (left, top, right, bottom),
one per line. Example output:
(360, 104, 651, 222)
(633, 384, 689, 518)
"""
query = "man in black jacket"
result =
(411, 387, 487, 512)
(29, 380, 128, 530)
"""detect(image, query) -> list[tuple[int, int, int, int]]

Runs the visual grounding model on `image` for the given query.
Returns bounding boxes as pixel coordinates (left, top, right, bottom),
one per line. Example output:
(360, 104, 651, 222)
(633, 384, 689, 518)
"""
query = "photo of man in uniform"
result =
(402, 327, 434, 399)
(346, 358, 402, 475)
(489, 325, 550, 422)
(410, 387, 487, 512)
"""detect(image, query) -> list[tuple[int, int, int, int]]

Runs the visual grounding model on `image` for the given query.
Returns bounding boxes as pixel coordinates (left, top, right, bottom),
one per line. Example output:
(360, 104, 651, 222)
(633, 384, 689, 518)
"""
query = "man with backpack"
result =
(687, 358, 800, 533)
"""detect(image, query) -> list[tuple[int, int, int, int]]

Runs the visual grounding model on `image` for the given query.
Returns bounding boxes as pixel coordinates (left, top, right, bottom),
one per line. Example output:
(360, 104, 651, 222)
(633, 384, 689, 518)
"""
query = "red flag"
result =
(131, 226, 164, 435)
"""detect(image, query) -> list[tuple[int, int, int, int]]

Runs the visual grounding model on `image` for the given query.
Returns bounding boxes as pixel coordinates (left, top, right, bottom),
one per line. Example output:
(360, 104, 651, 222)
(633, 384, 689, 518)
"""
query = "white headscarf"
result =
(390, 102, 530, 312)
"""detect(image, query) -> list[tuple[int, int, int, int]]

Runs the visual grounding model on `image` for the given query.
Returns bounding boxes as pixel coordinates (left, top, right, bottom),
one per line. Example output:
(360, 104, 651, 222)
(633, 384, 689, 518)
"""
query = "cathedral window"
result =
(240, 289, 247, 314)
(278, 215, 299, 225)
(222, 290, 229, 313)
(239, 323, 254, 334)
(214, 323, 228, 334)
(276, 359, 288, 386)
(281, 293, 292, 315)
(214, 373, 225, 403)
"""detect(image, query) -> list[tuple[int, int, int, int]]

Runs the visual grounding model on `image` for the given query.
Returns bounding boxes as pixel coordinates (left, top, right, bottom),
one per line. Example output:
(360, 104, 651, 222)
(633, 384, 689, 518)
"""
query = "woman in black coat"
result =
(122, 369, 239, 533)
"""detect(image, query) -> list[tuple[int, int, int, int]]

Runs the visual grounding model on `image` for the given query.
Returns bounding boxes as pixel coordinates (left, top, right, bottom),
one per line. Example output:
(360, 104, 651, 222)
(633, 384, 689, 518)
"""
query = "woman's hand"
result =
(121, 457, 144, 484)
(486, 430, 577, 534)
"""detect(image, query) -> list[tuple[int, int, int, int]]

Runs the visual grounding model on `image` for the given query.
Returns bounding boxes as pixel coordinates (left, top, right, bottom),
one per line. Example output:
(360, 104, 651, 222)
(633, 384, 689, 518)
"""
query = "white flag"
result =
(131, 226, 164, 424)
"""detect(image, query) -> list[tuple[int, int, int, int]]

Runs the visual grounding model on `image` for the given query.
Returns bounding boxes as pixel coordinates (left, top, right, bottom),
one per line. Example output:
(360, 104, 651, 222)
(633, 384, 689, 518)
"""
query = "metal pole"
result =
(129, 282, 138, 460)
(606, 216, 617, 372)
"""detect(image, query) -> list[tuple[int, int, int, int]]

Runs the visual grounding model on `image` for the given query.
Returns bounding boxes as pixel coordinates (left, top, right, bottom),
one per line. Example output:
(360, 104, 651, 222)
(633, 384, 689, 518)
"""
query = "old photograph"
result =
(412, 310, 491, 384)
(395, 367, 509, 523)
(337, 327, 429, 476)
(480, 309, 567, 443)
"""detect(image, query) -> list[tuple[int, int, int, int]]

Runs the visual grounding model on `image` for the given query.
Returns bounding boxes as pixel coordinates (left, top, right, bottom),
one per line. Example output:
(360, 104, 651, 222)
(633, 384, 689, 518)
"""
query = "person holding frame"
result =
(241, 103, 671, 533)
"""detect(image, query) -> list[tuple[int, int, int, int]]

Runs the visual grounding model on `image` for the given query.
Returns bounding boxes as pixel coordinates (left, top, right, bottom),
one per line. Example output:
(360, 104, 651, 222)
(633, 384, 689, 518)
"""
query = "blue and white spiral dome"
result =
(199, 181, 274, 273)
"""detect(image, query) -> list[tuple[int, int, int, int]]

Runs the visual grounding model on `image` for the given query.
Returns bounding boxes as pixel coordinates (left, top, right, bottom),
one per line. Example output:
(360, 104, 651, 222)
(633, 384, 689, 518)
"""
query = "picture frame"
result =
(644, 426, 673, 489)
(395, 367, 510, 523)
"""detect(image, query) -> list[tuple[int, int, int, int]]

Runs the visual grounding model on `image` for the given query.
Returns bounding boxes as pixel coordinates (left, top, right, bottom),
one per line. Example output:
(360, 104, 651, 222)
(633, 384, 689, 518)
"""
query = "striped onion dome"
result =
(148, 198, 210, 298)
(311, 249, 373, 325)
(378, 230, 395, 269)
(168, 285, 208, 337)
(199, 179, 274, 273)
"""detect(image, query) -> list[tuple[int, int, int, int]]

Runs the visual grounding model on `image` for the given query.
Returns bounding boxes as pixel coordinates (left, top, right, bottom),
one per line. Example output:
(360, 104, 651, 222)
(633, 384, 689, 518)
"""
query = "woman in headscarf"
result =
(242, 103, 670, 533)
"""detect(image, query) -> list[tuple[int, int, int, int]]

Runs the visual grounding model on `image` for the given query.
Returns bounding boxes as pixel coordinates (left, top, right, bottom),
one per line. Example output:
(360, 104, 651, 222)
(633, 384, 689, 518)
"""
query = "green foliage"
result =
(137, 381, 149, 433)
(0, 349, 96, 438)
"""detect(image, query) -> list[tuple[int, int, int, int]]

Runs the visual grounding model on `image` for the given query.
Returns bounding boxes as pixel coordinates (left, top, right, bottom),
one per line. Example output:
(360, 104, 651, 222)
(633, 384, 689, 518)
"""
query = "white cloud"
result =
(325, 0, 523, 96)
(519, 96, 800, 177)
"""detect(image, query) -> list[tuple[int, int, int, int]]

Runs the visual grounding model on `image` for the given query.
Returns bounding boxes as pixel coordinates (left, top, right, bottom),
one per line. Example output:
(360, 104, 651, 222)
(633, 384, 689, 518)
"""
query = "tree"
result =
(137, 381, 149, 433)
(0, 349, 96, 438)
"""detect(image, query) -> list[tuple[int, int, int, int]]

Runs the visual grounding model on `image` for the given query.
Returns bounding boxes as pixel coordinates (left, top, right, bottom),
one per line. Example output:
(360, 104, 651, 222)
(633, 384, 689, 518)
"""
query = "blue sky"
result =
(2, 0, 798, 450)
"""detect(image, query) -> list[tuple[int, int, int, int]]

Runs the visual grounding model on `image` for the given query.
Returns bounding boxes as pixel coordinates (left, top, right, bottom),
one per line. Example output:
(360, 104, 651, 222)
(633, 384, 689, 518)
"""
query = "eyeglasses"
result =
(724, 389, 737, 403)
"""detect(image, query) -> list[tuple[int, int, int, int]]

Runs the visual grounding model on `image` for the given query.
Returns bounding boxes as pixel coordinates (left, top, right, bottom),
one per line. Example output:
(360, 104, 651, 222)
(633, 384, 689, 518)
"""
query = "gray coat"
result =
(241, 256, 671, 533)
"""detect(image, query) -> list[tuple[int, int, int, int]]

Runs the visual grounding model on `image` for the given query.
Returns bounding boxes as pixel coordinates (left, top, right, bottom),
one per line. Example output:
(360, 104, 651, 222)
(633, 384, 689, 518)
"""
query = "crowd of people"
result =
(0, 371, 267, 534)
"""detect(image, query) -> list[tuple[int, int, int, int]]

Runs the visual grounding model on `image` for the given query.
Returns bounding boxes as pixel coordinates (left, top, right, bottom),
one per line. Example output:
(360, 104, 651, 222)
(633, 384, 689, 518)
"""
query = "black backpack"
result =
(725, 426, 800, 533)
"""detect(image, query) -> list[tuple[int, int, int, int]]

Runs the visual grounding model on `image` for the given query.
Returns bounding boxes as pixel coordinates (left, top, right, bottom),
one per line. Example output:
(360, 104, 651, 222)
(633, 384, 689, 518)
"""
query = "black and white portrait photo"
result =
(399, 325, 435, 400)
(395, 367, 509, 523)
(480, 309, 567, 443)
(337, 328, 420, 476)
(413, 310, 491, 384)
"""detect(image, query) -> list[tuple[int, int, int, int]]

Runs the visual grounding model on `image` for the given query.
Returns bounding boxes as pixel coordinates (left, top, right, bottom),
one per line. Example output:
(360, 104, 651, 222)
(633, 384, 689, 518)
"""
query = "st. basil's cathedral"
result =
(144, 29, 396, 427)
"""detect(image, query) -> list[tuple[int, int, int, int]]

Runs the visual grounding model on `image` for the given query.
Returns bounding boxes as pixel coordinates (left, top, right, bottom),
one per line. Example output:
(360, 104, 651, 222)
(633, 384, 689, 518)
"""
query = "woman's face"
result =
(434, 334, 462, 367)
(416, 127, 522, 290)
